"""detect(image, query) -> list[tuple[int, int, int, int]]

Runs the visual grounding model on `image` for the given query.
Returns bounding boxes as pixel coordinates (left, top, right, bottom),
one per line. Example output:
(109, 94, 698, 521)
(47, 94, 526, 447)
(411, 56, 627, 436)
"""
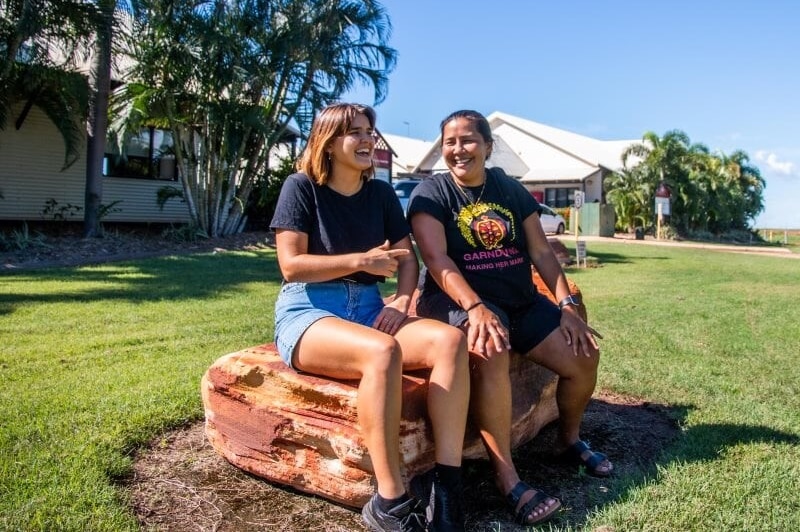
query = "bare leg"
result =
(526, 328, 612, 475)
(395, 317, 470, 466)
(294, 317, 406, 498)
(469, 348, 559, 523)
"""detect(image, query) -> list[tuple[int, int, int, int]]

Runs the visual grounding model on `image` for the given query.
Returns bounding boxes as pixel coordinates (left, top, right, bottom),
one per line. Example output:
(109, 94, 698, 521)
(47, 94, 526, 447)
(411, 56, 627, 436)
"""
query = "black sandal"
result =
(505, 481, 561, 525)
(560, 440, 613, 477)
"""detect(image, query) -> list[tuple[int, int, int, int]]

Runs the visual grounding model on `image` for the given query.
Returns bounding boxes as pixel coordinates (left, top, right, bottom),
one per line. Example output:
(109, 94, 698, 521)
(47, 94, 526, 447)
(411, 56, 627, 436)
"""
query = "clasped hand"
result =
(466, 304, 511, 359)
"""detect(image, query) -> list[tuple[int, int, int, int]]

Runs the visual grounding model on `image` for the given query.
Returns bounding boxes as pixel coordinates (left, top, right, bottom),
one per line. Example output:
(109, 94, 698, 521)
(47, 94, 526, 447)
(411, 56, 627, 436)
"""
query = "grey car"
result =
(392, 179, 422, 214)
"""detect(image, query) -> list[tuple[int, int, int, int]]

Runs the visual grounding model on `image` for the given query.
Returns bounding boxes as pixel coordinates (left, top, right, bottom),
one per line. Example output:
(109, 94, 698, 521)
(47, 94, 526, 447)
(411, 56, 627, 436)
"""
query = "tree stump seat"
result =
(201, 272, 585, 508)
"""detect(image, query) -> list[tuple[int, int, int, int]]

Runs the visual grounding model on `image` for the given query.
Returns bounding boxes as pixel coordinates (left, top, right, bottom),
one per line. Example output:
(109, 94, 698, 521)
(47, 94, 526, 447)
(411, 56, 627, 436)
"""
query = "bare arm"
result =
(523, 213, 600, 355)
(411, 212, 510, 356)
(523, 213, 574, 302)
(388, 234, 419, 315)
(275, 229, 409, 283)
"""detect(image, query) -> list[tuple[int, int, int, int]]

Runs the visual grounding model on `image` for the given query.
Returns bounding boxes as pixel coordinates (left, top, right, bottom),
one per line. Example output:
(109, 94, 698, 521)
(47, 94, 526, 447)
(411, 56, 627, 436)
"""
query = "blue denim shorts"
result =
(416, 290, 561, 354)
(274, 281, 384, 368)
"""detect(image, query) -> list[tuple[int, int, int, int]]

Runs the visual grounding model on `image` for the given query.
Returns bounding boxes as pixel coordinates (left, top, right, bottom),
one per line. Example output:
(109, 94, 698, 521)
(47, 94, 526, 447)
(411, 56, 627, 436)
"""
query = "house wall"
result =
(0, 104, 190, 223)
(582, 170, 604, 202)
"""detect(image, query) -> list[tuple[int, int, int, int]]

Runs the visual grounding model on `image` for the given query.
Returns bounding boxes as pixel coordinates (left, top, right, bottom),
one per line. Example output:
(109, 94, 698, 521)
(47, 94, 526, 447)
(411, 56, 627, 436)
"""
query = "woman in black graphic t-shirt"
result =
(408, 109, 612, 527)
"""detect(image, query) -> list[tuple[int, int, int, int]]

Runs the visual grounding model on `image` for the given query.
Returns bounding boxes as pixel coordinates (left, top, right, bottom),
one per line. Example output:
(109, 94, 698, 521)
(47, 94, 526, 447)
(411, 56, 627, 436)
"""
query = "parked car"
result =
(392, 178, 422, 214)
(539, 204, 566, 234)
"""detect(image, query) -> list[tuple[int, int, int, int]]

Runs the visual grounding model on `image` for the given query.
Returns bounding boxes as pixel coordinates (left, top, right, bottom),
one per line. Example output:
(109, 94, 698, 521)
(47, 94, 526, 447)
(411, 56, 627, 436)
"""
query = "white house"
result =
(2, 104, 635, 224)
(0, 101, 298, 223)
(408, 111, 639, 208)
(380, 133, 434, 178)
(1, 12, 300, 225)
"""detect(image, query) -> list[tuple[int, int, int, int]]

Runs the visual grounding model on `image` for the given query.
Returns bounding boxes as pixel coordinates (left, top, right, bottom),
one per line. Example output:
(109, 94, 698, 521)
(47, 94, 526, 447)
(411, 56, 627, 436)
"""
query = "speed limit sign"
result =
(574, 191, 585, 209)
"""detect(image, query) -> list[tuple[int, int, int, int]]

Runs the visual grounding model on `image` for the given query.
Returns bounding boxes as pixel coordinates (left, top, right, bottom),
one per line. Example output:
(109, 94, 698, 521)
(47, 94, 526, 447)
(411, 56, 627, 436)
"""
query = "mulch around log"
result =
(125, 391, 681, 531)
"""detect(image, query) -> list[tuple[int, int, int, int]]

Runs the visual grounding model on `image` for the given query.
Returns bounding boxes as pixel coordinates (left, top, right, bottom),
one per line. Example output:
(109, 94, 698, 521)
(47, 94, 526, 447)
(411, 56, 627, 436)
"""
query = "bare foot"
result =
(505, 481, 561, 525)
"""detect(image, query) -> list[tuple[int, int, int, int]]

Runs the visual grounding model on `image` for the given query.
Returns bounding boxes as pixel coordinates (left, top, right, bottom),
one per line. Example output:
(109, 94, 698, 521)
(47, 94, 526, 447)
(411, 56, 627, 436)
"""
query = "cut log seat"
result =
(201, 271, 586, 508)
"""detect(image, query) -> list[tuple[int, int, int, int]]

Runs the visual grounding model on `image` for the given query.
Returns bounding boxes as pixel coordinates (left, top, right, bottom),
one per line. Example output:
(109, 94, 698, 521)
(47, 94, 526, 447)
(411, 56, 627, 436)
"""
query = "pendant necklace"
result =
(454, 173, 488, 217)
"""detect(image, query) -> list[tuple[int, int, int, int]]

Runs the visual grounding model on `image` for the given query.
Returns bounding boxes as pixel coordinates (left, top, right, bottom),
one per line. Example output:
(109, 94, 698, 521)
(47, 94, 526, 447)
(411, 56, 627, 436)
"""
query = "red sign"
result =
(373, 148, 391, 168)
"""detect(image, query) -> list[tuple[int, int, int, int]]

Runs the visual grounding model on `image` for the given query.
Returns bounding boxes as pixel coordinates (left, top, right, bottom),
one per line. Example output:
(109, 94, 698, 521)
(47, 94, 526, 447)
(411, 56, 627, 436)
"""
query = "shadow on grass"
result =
(673, 423, 800, 462)
(0, 250, 282, 315)
(126, 391, 799, 531)
(485, 398, 799, 530)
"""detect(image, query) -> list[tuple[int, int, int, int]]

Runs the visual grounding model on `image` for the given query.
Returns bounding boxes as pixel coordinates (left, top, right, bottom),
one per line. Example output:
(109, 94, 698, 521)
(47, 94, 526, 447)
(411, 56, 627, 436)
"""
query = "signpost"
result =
(574, 191, 585, 267)
(654, 182, 672, 240)
(576, 239, 587, 268)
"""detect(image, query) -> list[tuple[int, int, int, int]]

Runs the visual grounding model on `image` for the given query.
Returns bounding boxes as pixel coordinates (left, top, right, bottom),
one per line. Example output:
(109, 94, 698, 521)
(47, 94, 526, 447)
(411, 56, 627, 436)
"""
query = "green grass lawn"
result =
(2, 243, 799, 530)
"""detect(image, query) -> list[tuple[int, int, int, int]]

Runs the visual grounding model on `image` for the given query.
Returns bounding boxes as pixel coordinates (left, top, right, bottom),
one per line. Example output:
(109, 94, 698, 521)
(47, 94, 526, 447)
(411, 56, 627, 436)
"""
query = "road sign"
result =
(655, 196, 671, 216)
(574, 191, 585, 210)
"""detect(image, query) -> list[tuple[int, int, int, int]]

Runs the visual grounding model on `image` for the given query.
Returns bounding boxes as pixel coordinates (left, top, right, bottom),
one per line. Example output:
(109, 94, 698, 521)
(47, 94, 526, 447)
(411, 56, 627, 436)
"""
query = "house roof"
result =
(380, 133, 434, 176)
(413, 110, 640, 183)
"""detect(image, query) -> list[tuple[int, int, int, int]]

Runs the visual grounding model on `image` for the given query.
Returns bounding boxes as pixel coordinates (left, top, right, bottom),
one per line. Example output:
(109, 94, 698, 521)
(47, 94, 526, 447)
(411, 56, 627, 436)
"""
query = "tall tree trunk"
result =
(84, 2, 114, 238)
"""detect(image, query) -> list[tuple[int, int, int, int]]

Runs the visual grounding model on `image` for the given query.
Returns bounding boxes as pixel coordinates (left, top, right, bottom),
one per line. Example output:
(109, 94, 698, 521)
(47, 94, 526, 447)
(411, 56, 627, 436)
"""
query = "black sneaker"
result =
(410, 470, 464, 531)
(362, 493, 427, 532)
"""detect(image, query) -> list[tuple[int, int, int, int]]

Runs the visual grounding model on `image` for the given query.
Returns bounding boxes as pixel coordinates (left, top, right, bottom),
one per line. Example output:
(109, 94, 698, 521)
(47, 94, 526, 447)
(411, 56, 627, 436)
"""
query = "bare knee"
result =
(558, 344, 600, 380)
(429, 326, 468, 367)
(470, 350, 510, 383)
(360, 336, 402, 379)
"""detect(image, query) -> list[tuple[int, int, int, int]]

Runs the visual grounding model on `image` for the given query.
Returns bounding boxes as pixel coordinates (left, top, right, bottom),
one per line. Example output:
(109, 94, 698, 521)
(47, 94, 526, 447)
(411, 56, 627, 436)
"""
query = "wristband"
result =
(558, 295, 580, 310)
(465, 301, 484, 312)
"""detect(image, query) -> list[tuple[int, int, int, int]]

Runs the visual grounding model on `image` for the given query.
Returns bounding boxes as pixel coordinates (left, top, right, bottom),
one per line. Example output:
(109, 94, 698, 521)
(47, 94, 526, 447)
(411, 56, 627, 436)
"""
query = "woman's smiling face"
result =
(328, 112, 375, 174)
(441, 117, 492, 185)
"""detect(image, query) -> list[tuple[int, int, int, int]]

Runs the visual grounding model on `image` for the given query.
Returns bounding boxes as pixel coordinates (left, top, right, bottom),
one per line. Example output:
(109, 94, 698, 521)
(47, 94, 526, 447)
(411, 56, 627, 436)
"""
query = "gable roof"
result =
(413, 110, 639, 183)
(380, 133, 434, 176)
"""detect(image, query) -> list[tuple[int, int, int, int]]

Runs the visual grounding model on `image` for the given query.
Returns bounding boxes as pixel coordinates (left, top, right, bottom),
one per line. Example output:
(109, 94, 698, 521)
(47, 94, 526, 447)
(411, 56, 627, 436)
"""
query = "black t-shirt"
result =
(270, 172, 409, 284)
(408, 167, 543, 308)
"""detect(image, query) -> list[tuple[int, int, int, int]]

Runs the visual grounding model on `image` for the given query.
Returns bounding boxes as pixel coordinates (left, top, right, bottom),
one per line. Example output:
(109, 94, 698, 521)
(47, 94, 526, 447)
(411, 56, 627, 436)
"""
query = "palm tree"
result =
(723, 150, 765, 228)
(1, 0, 99, 168)
(604, 165, 653, 232)
(82, 0, 117, 237)
(111, 0, 396, 237)
(614, 129, 766, 235)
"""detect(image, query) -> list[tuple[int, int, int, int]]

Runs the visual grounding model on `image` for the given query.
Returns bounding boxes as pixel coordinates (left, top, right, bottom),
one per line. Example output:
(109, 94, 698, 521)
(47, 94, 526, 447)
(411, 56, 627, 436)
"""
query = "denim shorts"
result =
(274, 281, 384, 368)
(416, 290, 561, 354)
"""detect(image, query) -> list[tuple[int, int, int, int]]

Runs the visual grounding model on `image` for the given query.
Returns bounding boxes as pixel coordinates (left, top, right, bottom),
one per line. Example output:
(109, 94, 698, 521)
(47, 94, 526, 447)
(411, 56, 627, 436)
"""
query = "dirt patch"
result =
(126, 393, 681, 531)
(1, 222, 274, 270)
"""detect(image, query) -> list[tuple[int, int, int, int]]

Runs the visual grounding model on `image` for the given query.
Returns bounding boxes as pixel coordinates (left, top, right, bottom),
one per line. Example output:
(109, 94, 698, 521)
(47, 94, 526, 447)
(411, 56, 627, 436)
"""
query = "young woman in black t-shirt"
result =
(271, 103, 469, 531)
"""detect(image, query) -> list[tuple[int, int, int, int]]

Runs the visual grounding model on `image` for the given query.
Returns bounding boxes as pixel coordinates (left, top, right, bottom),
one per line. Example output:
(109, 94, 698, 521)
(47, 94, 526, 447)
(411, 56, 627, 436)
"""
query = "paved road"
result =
(567, 234, 799, 258)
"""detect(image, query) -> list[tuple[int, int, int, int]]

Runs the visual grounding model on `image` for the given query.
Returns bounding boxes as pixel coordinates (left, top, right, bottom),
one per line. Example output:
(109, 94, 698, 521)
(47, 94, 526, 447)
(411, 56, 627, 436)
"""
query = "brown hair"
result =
(296, 103, 377, 185)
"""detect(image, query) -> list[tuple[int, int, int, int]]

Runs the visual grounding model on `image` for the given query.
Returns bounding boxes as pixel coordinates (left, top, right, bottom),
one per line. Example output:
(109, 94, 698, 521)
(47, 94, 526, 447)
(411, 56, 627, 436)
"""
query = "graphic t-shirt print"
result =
(457, 202, 525, 271)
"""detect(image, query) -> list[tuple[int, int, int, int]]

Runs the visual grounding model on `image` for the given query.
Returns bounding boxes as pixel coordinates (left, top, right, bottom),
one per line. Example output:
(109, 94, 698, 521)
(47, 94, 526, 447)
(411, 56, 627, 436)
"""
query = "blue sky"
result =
(343, 1, 800, 229)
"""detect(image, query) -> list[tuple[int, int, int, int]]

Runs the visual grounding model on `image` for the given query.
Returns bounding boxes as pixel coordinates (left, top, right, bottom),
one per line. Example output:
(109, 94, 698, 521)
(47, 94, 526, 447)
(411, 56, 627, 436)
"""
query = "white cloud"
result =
(755, 150, 796, 176)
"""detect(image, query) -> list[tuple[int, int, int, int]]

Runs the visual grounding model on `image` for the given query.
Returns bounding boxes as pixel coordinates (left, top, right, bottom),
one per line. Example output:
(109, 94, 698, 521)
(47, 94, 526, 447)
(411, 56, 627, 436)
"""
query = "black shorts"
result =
(416, 290, 561, 354)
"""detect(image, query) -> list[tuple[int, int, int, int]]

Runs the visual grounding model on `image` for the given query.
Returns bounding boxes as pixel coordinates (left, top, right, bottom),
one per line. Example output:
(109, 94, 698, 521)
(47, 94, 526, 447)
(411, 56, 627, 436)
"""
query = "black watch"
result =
(558, 295, 580, 310)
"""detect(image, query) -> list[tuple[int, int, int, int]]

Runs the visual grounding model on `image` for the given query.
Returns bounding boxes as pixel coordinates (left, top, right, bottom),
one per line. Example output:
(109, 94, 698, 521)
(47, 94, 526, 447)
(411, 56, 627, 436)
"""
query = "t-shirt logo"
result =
(457, 202, 517, 250)
(474, 213, 506, 249)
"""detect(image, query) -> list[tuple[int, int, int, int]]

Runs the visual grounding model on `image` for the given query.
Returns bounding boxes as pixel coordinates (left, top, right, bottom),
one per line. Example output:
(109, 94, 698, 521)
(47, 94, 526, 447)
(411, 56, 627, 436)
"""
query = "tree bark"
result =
(84, 2, 114, 238)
